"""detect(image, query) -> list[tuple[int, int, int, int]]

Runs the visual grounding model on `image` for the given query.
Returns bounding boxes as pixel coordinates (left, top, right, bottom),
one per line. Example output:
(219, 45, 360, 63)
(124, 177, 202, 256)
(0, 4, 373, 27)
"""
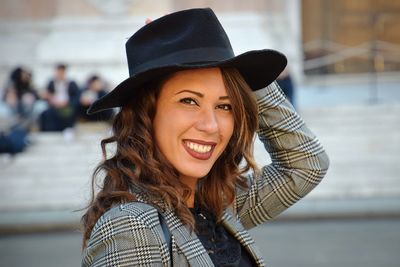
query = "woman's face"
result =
(153, 68, 234, 187)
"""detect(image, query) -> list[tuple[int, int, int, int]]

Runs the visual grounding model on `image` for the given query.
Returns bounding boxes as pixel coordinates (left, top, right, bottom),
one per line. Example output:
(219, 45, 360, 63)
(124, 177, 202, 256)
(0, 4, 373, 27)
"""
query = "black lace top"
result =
(190, 206, 255, 267)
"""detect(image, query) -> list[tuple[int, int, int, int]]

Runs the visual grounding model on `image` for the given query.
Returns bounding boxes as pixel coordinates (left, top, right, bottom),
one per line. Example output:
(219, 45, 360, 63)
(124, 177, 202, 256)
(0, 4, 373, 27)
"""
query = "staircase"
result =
(254, 103, 400, 217)
(1, 104, 399, 230)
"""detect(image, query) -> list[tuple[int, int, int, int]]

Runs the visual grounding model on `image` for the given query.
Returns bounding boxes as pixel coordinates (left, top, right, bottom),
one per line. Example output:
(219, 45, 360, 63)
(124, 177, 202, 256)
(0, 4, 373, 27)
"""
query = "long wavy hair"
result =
(81, 67, 259, 247)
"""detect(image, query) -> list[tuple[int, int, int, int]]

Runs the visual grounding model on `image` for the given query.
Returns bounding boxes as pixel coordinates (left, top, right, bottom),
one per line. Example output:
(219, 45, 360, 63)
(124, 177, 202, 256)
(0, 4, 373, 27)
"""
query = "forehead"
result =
(160, 67, 227, 96)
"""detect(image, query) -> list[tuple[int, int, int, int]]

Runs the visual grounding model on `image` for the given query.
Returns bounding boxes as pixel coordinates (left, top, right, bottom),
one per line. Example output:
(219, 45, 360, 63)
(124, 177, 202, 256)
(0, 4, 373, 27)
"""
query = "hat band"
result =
(128, 47, 235, 76)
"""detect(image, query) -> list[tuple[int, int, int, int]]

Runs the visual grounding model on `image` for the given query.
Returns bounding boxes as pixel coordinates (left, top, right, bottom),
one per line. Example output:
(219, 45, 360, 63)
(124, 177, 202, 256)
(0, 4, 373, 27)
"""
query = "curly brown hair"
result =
(81, 67, 259, 247)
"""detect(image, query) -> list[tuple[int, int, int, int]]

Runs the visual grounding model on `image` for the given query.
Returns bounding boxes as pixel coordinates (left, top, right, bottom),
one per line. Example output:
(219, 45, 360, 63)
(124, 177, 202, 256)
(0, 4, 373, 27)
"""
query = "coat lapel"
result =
(221, 208, 266, 267)
(128, 187, 213, 266)
(162, 210, 215, 266)
(130, 185, 264, 266)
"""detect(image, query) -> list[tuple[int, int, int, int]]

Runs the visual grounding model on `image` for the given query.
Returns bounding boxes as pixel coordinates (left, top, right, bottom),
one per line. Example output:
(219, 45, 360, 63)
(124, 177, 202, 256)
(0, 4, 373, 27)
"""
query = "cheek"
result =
(153, 107, 188, 153)
(220, 116, 235, 143)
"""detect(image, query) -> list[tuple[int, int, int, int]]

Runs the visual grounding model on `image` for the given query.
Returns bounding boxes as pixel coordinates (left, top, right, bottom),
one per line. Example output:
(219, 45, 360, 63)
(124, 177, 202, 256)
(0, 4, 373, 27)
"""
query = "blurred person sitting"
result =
(0, 67, 38, 154)
(78, 75, 113, 122)
(0, 116, 28, 154)
(3, 67, 39, 122)
(39, 63, 80, 132)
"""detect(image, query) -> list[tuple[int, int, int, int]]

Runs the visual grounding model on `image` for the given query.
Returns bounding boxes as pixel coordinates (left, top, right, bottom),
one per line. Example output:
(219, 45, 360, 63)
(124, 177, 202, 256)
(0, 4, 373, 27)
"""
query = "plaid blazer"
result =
(82, 82, 330, 266)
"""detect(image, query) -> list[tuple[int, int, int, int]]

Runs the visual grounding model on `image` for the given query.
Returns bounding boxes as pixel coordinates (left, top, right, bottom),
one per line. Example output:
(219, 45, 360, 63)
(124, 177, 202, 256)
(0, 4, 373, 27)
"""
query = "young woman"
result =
(81, 8, 329, 266)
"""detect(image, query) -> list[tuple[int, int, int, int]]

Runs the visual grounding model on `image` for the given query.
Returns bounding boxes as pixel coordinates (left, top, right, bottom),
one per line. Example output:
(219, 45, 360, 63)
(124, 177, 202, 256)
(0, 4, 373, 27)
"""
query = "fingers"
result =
(145, 13, 169, 25)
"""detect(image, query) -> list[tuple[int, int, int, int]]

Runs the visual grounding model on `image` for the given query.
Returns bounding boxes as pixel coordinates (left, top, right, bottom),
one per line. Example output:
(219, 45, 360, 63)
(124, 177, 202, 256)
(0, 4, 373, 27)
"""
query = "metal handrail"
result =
(303, 40, 400, 71)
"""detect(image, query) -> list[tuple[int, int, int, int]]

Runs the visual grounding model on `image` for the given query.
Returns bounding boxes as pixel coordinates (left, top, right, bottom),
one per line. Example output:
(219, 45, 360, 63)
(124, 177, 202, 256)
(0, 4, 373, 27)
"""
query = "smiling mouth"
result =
(186, 141, 212, 153)
(183, 140, 216, 160)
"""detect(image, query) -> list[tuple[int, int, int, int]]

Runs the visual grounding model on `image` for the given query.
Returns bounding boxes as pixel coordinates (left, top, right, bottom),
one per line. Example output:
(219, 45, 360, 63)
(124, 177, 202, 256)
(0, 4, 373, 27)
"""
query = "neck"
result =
(186, 193, 195, 208)
(179, 175, 199, 208)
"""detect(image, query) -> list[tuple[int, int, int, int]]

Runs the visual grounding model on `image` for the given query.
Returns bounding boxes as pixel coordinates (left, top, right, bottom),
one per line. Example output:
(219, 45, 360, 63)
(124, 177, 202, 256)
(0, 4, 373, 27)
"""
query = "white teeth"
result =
(186, 141, 212, 153)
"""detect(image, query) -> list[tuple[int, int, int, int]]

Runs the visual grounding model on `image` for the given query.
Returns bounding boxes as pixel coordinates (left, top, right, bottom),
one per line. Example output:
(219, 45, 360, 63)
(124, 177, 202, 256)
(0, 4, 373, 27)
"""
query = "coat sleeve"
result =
(82, 205, 169, 267)
(235, 82, 330, 229)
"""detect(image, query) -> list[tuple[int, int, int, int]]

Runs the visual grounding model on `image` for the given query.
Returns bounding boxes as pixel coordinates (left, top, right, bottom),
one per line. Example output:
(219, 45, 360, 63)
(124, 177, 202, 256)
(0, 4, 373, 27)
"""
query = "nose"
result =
(195, 107, 219, 134)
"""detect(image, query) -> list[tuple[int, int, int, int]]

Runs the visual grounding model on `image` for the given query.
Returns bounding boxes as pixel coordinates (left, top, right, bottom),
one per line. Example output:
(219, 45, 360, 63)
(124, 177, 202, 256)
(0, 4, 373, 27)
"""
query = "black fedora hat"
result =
(88, 7, 287, 114)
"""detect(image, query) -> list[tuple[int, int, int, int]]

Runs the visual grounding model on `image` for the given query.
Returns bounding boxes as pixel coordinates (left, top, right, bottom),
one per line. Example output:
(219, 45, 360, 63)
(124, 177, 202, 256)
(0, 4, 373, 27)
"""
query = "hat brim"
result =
(88, 49, 286, 114)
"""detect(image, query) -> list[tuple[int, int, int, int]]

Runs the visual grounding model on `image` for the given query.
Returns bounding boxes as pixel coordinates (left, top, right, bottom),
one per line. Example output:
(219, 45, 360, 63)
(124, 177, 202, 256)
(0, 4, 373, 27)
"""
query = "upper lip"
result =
(183, 139, 217, 146)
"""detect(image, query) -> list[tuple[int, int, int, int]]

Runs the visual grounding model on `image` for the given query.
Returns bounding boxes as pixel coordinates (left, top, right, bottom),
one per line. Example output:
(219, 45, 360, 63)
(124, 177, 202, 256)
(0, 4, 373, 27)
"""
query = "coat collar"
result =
(164, 206, 265, 267)
(163, 209, 215, 266)
(130, 185, 265, 266)
(220, 208, 266, 266)
(129, 186, 214, 266)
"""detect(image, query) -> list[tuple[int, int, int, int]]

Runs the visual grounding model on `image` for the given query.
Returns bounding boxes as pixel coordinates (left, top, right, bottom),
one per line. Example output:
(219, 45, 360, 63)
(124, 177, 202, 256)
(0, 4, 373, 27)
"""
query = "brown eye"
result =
(217, 104, 232, 111)
(180, 97, 197, 105)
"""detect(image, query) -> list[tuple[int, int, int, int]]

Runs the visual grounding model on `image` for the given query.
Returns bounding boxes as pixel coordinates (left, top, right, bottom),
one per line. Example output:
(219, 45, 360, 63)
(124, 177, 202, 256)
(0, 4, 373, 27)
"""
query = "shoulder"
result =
(67, 80, 79, 90)
(83, 202, 167, 266)
(87, 202, 161, 246)
(47, 80, 54, 90)
(94, 202, 159, 229)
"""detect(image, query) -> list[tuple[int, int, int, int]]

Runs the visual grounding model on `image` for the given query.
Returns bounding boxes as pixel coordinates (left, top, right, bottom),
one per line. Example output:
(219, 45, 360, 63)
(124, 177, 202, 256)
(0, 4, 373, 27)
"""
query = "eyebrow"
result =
(175, 89, 229, 100)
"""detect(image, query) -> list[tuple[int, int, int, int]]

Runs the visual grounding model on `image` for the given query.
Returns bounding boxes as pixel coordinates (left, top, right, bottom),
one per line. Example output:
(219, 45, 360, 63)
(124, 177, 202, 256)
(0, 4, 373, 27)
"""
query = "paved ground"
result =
(1, 218, 399, 267)
(251, 218, 400, 267)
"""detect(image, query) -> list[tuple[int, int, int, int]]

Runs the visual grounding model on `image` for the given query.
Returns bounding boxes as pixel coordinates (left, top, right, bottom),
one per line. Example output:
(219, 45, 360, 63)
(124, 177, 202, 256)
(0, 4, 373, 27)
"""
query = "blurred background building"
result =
(1, 0, 400, 87)
(302, 0, 400, 75)
(0, 1, 399, 266)
(0, 0, 302, 88)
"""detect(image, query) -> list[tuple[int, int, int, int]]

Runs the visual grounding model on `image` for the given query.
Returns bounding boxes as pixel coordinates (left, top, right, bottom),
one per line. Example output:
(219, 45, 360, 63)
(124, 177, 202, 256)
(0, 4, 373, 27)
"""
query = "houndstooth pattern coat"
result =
(82, 82, 330, 266)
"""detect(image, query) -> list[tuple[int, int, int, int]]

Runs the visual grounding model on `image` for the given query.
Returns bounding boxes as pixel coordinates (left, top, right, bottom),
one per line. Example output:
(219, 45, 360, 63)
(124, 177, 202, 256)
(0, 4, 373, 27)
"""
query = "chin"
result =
(179, 166, 213, 180)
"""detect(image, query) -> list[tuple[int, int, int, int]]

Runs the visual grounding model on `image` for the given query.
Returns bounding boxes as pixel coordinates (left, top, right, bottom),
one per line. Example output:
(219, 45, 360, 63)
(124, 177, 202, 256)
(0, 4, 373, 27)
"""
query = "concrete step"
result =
(0, 104, 399, 222)
(0, 124, 109, 212)
(254, 104, 400, 204)
(300, 104, 400, 128)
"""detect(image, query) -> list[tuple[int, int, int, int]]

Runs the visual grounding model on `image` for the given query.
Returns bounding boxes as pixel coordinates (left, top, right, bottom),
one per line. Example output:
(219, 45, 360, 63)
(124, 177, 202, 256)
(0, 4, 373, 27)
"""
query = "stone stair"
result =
(0, 104, 399, 230)
(0, 123, 109, 212)
(254, 103, 400, 200)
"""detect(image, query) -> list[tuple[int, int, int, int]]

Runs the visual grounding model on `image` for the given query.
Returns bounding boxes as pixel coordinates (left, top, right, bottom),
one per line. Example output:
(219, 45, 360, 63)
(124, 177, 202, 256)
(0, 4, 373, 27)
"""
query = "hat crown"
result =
(126, 8, 234, 76)
(87, 8, 287, 114)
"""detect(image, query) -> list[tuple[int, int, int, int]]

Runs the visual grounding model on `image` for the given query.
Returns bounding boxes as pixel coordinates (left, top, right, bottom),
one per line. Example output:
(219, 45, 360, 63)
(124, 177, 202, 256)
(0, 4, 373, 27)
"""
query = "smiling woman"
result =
(154, 68, 234, 184)
(81, 8, 329, 267)
(153, 68, 254, 209)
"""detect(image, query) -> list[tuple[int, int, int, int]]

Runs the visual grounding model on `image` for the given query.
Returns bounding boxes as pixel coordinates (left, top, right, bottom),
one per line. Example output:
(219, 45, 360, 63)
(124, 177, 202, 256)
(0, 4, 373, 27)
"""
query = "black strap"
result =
(158, 212, 173, 266)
